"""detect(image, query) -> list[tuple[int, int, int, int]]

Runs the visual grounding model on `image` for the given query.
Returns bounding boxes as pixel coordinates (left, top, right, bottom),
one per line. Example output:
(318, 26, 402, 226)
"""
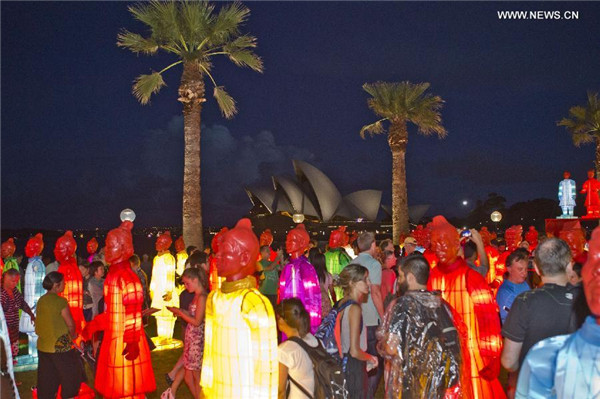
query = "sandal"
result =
(165, 373, 174, 386)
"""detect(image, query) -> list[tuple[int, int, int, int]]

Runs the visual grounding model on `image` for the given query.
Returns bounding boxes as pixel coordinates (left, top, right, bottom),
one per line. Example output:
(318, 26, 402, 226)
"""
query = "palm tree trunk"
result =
(179, 61, 206, 250)
(388, 121, 409, 244)
(596, 136, 600, 178)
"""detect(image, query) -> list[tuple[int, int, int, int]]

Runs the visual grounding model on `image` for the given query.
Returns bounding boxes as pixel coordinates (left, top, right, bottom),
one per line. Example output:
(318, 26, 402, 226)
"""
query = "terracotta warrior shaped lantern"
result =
(55, 231, 85, 335)
(19, 233, 46, 362)
(581, 169, 600, 218)
(325, 226, 352, 301)
(83, 211, 156, 398)
(174, 236, 188, 277)
(279, 224, 322, 333)
(427, 216, 505, 399)
(559, 220, 588, 265)
(558, 171, 577, 218)
(208, 227, 228, 291)
(2, 238, 20, 291)
(87, 237, 98, 264)
(149, 231, 179, 344)
(494, 225, 523, 290)
(201, 218, 278, 398)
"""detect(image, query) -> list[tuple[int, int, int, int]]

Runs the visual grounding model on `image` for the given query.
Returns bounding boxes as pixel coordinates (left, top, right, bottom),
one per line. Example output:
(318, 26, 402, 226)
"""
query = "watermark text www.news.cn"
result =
(497, 10, 579, 20)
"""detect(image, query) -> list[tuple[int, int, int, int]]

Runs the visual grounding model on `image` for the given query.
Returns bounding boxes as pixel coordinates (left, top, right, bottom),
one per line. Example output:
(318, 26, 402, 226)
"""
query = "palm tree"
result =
(118, 1, 263, 249)
(558, 91, 600, 176)
(360, 81, 446, 244)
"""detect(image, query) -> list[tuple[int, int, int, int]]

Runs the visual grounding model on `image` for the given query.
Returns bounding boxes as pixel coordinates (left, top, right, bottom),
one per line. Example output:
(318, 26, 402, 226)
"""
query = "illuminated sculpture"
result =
(419, 222, 438, 269)
(479, 227, 500, 287)
(524, 226, 539, 251)
(494, 225, 523, 290)
(2, 238, 20, 291)
(427, 216, 505, 399)
(175, 236, 188, 277)
(149, 231, 179, 344)
(325, 226, 352, 301)
(516, 225, 600, 398)
(259, 229, 277, 261)
(558, 220, 588, 265)
(55, 231, 85, 335)
(208, 227, 228, 291)
(18, 233, 46, 363)
(83, 213, 156, 398)
(558, 171, 577, 218)
(87, 238, 98, 264)
(581, 169, 600, 218)
(201, 218, 278, 398)
(280, 224, 322, 333)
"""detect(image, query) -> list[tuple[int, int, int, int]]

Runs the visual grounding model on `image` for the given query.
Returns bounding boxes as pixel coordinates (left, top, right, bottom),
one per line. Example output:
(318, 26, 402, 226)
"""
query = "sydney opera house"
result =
(245, 160, 429, 227)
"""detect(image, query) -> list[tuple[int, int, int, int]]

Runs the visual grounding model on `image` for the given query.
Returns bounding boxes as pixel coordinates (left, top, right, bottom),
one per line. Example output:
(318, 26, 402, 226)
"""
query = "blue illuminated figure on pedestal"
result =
(558, 171, 577, 218)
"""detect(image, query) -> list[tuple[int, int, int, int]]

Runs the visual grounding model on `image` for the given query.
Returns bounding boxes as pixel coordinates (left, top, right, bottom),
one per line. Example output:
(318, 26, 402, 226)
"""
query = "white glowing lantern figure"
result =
(120, 208, 136, 222)
(292, 213, 305, 223)
(490, 211, 502, 222)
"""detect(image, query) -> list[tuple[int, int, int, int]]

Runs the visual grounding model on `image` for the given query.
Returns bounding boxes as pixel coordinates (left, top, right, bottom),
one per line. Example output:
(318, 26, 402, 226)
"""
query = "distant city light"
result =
(462, 200, 468, 206)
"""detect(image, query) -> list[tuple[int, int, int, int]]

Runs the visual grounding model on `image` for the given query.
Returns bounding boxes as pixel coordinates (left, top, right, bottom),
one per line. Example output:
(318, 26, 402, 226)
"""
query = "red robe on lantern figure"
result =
(55, 231, 85, 335)
(427, 216, 505, 399)
(83, 214, 156, 399)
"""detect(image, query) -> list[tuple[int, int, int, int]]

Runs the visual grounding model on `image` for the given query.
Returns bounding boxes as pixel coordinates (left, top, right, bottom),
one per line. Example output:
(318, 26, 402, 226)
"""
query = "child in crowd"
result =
(1, 269, 35, 358)
(164, 267, 208, 399)
(276, 298, 319, 399)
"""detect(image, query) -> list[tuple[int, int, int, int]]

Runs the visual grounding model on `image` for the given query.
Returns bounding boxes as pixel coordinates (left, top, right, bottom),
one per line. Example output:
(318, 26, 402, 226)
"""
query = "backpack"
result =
(287, 336, 348, 399)
(314, 300, 357, 364)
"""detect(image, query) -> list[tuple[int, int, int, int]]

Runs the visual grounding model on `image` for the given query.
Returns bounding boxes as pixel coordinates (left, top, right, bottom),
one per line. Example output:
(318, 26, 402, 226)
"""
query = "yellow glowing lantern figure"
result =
(201, 218, 278, 399)
(427, 216, 505, 399)
(82, 211, 156, 398)
(149, 231, 179, 344)
(174, 236, 188, 277)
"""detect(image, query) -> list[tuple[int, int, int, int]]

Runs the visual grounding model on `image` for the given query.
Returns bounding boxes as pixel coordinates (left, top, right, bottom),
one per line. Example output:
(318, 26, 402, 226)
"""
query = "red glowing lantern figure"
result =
(201, 218, 278, 398)
(427, 216, 505, 399)
(559, 220, 588, 265)
(54, 231, 85, 335)
(83, 217, 156, 398)
(87, 237, 98, 264)
(208, 227, 228, 291)
(581, 169, 600, 218)
(494, 225, 523, 291)
(325, 226, 352, 301)
(259, 229, 277, 261)
(524, 226, 539, 251)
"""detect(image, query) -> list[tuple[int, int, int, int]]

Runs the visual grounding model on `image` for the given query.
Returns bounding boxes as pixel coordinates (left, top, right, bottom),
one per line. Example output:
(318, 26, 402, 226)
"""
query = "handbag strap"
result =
(288, 374, 314, 399)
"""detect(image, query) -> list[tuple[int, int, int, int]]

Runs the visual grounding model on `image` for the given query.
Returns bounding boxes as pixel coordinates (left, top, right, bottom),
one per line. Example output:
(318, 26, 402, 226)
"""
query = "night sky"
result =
(2, 1, 600, 230)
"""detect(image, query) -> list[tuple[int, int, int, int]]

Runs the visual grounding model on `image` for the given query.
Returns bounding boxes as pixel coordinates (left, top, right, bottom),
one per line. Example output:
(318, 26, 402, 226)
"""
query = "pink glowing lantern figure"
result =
(149, 231, 179, 343)
(279, 224, 322, 334)
(82, 211, 156, 398)
(54, 231, 85, 336)
(201, 218, 277, 398)
(427, 216, 505, 399)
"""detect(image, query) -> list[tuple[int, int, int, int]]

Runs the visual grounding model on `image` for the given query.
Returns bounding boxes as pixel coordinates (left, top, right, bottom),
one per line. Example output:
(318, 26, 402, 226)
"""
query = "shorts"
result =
(37, 349, 85, 399)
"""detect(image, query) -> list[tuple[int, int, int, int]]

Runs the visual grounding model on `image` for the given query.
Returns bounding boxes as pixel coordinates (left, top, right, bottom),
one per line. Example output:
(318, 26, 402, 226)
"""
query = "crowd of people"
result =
(1, 214, 599, 399)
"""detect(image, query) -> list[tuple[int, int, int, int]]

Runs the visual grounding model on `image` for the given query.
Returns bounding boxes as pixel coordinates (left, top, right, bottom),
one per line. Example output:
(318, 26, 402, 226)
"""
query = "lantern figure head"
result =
(588, 169, 596, 179)
(211, 227, 229, 254)
(329, 226, 348, 249)
(479, 227, 492, 246)
(54, 231, 77, 263)
(412, 225, 429, 248)
(430, 215, 460, 265)
(217, 218, 259, 281)
(490, 211, 502, 222)
(564, 171, 571, 179)
(559, 220, 586, 258)
(155, 231, 172, 252)
(583, 226, 600, 318)
(525, 226, 539, 245)
(175, 236, 185, 253)
(1, 238, 16, 259)
(105, 221, 134, 264)
(259, 229, 274, 247)
(25, 233, 44, 258)
(286, 224, 310, 259)
(87, 237, 98, 255)
(348, 230, 358, 246)
(505, 225, 523, 251)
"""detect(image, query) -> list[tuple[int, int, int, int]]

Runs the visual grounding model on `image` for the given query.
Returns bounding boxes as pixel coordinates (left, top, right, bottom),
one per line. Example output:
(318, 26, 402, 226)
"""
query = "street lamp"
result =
(490, 211, 502, 222)
(292, 213, 305, 223)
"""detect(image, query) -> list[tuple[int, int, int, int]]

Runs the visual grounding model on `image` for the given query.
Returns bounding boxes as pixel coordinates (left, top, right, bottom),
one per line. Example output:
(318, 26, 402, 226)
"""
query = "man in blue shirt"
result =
(496, 248, 531, 323)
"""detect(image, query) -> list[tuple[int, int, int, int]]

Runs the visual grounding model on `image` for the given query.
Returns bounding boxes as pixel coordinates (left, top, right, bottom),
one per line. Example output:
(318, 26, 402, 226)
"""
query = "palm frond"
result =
(132, 72, 166, 105)
(571, 132, 595, 147)
(226, 49, 263, 72)
(179, 0, 214, 49)
(558, 92, 600, 147)
(117, 30, 159, 55)
(359, 119, 387, 138)
(210, 2, 249, 46)
(129, 1, 181, 49)
(213, 86, 237, 119)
